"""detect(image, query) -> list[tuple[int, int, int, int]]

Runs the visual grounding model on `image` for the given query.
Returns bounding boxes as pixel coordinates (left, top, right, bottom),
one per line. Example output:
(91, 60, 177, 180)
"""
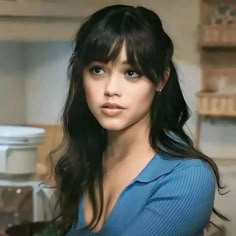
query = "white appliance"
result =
(0, 125, 45, 175)
(0, 125, 55, 227)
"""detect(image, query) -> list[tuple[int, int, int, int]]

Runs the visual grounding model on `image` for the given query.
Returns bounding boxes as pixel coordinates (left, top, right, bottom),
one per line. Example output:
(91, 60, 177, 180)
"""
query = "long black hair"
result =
(53, 5, 228, 234)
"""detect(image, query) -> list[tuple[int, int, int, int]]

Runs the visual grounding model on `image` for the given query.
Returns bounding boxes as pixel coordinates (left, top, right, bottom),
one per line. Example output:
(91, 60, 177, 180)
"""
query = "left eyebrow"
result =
(120, 60, 129, 65)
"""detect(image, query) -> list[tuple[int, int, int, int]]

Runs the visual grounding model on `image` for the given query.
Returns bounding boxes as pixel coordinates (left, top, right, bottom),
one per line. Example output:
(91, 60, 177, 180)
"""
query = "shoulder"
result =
(157, 156, 215, 188)
(151, 156, 216, 202)
(175, 157, 213, 169)
(148, 157, 216, 220)
(122, 157, 216, 236)
(172, 157, 216, 189)
(172, 157, 215, 180)
(137, 153, 215, 186)
(131, 156, 216, 235)
(139, 154, 216, 198)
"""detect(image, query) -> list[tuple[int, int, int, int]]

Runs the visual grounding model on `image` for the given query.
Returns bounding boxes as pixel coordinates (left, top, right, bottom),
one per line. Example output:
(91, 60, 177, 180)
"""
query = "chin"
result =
(100, 124, 125, 131)
(98, 121, 127, 131)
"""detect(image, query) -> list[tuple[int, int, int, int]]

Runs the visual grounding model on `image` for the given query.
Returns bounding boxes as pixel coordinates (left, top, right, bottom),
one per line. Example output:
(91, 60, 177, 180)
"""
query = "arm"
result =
(122, 164, 215, 236)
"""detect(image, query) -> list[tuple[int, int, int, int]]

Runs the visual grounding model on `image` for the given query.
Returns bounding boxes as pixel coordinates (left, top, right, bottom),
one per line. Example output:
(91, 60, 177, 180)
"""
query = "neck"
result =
(104, 116, 154, 165)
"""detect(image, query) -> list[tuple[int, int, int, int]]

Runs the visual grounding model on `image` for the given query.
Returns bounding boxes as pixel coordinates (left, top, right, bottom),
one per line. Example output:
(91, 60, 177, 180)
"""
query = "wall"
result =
(0, 42, 25, 124)
(24, 42, 71, 124)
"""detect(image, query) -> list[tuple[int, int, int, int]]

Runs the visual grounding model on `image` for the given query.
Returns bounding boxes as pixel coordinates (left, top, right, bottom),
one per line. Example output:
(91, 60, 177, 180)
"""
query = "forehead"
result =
(93, 43, 128, 66)
(110, 44, 127, 64)
(84, 38, 143, 72)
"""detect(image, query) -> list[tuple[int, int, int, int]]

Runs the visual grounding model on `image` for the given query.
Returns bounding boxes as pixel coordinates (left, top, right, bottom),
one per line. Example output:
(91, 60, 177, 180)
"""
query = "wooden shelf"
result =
(199, 24, 236, 47)
(201, 66, 236, 77)
(196, 0, 236, 160)
(0, 17, 82, 41)
(196, 91, 236, 117)
(200, 66, 236, 91)
(203, 0, 236, 3)
(0, 2, 97, 41)
(0, 1, 96, 18)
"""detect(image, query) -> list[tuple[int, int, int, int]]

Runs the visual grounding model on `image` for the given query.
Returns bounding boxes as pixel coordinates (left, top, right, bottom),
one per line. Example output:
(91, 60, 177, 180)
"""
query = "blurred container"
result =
(0, 125, 45, 175)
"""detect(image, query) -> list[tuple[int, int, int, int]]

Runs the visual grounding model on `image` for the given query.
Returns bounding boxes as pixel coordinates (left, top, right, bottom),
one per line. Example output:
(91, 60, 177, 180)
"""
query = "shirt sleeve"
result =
(121, 164, 216, 236)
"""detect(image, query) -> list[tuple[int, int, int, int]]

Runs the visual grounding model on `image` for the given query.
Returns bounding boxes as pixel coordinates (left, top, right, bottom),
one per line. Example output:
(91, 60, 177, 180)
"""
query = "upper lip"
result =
(101, 102, 125, 109)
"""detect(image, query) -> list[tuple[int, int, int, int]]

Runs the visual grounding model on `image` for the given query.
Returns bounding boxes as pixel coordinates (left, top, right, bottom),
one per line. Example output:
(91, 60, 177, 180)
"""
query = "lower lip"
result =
(101, 108, 124, 116)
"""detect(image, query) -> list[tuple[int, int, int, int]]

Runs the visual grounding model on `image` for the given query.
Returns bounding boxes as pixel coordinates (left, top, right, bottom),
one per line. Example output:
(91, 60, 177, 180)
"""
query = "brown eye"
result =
(126, 70, 140, 78)
(90, 66, 105, 75)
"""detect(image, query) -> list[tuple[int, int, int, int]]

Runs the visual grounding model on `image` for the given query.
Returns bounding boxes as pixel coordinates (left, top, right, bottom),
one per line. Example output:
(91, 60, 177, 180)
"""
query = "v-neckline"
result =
(80, 183, 133, 234)
(79, 154, 159, 234)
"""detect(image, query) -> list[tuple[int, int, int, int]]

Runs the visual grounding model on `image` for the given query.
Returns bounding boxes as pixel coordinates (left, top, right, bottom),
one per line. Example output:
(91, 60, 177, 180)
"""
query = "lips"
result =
(101, 102, 125, 109)
(101, 102, 125, 116)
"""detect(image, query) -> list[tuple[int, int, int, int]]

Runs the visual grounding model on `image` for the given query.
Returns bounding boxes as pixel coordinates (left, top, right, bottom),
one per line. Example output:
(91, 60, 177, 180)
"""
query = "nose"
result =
(104, 74, 121, 97)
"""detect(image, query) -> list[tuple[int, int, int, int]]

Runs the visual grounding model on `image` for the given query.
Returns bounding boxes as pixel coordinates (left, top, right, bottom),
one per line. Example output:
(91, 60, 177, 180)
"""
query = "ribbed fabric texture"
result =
(67, 156, 215, 236)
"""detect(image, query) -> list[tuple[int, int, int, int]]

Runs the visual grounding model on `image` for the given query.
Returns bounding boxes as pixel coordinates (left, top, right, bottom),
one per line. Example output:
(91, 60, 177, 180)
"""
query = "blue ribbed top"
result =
(67, 154, 215, 236)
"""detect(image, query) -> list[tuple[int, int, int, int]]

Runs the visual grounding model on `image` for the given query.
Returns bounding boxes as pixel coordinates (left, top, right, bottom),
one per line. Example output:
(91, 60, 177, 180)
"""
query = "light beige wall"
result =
(0, 42, 25, 124)
(119, 0, 200, 64)
(24, 42, 71, 124)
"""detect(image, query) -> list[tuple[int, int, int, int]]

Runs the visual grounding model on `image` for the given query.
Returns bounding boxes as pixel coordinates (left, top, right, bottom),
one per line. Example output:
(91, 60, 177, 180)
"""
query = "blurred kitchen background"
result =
(0, 0, 236, 235)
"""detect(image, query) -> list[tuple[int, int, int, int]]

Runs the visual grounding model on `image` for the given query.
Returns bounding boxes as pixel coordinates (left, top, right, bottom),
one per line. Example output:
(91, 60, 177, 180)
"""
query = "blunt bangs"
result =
(76, 6, 164, 83)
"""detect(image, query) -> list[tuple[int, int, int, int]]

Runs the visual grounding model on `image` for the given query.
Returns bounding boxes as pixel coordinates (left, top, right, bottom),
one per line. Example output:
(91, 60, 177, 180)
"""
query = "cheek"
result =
(84, 88, 98, 118)
(132, 86, 155, 106)
(138, 95, 155, 113)
(84, 89, 98, 113)
(83, 81, 103, 117)
(84, 86, 93, 102)
(83, 79, 97, 103)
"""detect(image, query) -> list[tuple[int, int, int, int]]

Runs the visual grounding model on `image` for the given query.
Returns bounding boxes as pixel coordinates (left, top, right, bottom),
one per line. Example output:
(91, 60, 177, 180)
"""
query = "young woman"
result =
(54, 4, 227, 236)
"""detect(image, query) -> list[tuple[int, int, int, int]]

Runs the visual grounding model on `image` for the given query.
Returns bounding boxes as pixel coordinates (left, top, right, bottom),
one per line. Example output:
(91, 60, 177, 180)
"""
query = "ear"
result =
(155, 67, 170, 93)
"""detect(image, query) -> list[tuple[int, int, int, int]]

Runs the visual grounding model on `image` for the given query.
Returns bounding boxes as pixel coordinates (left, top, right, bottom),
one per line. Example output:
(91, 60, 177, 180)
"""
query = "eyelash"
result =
(125, 70, 141, 79)
(88, 65, 142, 79)
(89, 66, 105, 75)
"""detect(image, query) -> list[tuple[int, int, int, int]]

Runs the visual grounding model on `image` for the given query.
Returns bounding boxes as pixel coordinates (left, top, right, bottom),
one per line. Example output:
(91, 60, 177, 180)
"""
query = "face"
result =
(83, 45, 157, 132)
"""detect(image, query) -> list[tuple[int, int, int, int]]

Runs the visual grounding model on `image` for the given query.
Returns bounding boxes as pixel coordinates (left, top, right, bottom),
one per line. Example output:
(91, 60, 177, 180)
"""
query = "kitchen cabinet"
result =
(0, 0, 97, 41)
(196, 0, 236, 160)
